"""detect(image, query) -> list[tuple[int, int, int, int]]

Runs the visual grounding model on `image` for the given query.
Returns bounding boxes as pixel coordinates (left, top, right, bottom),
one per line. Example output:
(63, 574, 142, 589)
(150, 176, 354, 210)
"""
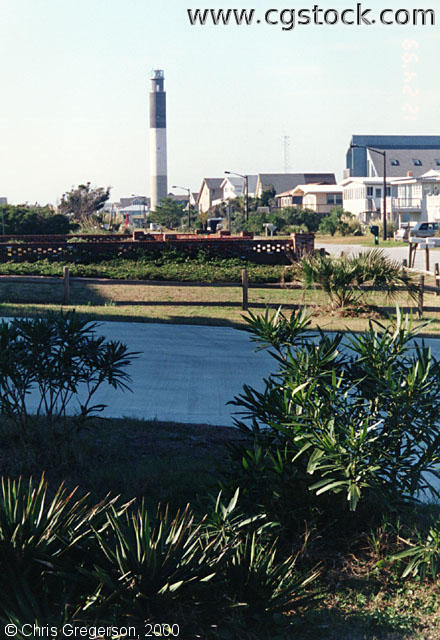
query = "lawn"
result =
(1, 278, 440, 334)
(1, 414, 439, 640)
(315, 234, 408, 248)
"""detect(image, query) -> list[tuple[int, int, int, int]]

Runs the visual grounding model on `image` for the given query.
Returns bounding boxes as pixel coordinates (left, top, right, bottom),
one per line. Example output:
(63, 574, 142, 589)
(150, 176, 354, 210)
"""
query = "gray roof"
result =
(203, 178, 224, 189)
(351, 134, 440, 149)
(259, 173, 336, 194)
(369, 149, 440, 178)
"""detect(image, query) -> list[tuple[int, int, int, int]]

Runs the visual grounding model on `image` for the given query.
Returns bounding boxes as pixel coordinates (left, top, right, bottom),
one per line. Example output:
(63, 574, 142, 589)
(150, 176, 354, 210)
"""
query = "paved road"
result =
(23, 321, 440, 428)
(316, 241, 440, 272)
(55, 322, 272, 427)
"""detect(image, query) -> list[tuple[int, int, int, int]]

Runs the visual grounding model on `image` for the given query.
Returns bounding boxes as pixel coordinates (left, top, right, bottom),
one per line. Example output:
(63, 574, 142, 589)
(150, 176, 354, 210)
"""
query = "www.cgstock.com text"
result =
(187, 5, 436, 29)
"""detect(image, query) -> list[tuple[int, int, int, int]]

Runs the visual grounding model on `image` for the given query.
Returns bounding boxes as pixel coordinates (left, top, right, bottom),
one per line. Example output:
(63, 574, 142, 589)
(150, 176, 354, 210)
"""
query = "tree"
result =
(148, 198, 186, 229)
(318, 206, 361, 236)
(59, 183, 110, 224)
(260, 187, 276, 207)
(0, 204, 71, 235)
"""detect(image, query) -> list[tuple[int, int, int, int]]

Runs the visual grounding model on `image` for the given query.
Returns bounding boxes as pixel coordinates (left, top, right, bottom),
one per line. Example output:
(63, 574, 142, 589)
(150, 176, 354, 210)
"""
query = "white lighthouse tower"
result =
(149, 70, 168, 211)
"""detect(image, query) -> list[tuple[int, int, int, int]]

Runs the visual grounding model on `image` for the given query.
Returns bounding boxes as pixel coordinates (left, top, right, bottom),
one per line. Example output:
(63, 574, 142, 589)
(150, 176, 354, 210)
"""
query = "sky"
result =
(0, 0, 439, 205)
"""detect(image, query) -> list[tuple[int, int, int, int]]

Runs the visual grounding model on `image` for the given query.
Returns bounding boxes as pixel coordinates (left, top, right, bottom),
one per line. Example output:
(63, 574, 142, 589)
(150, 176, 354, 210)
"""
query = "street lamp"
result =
(350, 144, 387, 241)
(225, 170, 249, 222)
(172, 185, 192, 229)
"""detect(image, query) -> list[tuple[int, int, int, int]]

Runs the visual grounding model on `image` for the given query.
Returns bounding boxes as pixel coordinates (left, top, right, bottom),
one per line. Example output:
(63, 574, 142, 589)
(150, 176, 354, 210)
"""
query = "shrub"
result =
(228, 308, 440, 528)
(294, 249, 417, 310)
(318, 206, 360, 236)
(0, 475, 120, 628)
(0, 311, 137, 433)
(0, 205, 71, 235)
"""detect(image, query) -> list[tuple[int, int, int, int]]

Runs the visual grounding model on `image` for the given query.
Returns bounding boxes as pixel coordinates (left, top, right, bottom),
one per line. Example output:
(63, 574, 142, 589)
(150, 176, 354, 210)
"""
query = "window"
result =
(391, 158, 400, 166)
(375, 188, 382, 198)
(386, 186, 391, 197)
(366, 187, 374, 197)
(435, 159, 440, 167)
(326, 193, 343, 205)
(413, 159, 423, 166)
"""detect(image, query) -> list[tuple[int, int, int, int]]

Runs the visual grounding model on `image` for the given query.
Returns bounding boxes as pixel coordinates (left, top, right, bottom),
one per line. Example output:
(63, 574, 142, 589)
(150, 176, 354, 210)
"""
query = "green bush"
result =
(0, 477, 317, 637)
(0, 311, 136, 433)
(0, 476, 120, 629)
(318, 206, 361, 236)
(0, 205, 71, 235)
(294, 249, 417, 310)
(227, 308, 440, 533)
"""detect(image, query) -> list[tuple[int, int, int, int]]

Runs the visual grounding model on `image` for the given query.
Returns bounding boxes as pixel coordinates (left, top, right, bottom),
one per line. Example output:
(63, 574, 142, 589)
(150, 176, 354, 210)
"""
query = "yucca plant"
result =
(295, 249, 417, 311)
(0, 475, 120, 626)
(389, 521, 440, 581)
(90, 502, 224, 626)
(222, 532, 319, 615)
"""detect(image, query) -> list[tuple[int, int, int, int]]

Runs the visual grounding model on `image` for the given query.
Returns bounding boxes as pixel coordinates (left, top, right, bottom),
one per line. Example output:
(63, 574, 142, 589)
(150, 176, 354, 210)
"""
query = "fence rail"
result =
(0, 266, 438, 316)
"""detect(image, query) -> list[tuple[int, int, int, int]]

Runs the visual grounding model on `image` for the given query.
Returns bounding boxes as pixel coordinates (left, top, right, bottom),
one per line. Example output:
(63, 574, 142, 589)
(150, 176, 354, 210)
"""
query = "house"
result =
(196, 178, 224, 213)
(119, 204, 148, 229)
(255, 173, 336, 199)
(220, 175, 258, 201)
(391, 169, 440, 225)
(345, 135, 440, 178)
(341, 177, 398, 224)
(276, 184, 343, 213)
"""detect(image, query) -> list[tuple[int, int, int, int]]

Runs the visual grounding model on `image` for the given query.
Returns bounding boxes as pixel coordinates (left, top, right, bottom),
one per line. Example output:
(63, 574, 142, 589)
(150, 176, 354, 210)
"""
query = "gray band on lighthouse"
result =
(149, 93, 166, 129)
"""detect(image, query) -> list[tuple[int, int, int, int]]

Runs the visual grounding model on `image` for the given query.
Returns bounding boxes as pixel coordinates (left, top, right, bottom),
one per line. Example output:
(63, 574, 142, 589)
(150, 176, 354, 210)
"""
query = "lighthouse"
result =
(149, 70, 168, 211)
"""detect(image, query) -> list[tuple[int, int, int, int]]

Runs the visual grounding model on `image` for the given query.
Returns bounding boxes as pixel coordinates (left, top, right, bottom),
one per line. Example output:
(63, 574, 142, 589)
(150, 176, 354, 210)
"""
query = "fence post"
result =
(63, 266, 70, 305)
(241, 268, 248, 311)
(435, 263, 440, 296)
(425, 245, 430, 272)
(418, 274, 424, 318)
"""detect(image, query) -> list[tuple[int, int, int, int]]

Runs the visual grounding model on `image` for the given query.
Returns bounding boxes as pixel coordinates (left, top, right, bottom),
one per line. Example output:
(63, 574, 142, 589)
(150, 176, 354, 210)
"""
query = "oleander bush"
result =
(0, 311, 137, 433)
(227, 307, 440, 537)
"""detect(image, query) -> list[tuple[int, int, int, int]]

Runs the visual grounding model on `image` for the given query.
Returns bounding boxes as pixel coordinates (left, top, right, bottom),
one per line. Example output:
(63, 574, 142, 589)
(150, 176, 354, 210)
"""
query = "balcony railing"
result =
(391, 198, 422, 210)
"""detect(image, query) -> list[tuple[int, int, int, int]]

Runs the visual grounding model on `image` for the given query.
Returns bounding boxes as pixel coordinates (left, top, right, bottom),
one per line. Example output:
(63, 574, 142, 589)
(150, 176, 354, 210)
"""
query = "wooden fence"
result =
(0, 265, 439, 317)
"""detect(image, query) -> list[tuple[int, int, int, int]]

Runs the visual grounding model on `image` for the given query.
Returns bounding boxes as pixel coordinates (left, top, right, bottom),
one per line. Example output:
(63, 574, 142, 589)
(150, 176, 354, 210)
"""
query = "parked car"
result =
(395, 223, 417, 241)
(410, 221, 440, 238)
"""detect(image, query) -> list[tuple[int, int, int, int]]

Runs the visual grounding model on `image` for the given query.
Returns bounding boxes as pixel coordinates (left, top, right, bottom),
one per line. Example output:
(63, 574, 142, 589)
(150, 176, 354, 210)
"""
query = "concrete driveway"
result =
(24, 320, 440, 428)
(78, 322, 273, 427)
(316, 241, 440, 272)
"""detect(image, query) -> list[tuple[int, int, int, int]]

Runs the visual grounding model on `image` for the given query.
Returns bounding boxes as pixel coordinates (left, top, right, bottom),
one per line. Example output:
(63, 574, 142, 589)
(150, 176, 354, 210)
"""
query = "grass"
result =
(2, 414, 439, 639)
(315, 234, 408, 248)
(0, 416, 240, 511)
(1, 279, 440, 334)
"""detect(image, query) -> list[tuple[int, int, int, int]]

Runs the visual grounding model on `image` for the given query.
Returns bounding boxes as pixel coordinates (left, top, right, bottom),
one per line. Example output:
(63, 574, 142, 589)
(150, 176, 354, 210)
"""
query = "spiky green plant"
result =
(389, 521, 440, 582)
(0, 475, 120, 626)
(295, 249, 417, 310)
(90, 502, 223, 626)
(223, 532, 319, 615)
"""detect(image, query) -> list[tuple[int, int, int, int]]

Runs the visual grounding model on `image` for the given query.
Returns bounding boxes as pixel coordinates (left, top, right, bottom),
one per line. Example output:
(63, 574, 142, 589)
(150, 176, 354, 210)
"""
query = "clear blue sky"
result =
(1, 0, 439, 204)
